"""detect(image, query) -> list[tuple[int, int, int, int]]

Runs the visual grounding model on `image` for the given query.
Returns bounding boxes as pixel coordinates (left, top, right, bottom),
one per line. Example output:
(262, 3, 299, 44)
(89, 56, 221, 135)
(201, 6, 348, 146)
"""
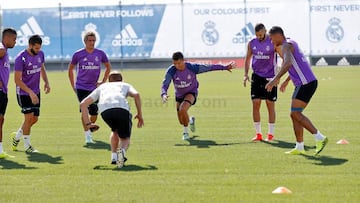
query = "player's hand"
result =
(87, 123, 100, 132)
(97, 81, 105, 87)
(44, 83, 51, 94)
(162, 94, 169, 103)
(279, 80, 289, 92)
(135, 114, 144, 128)
(265, 78, 279, 92)
(226, 61, 236, 72)
(243, 75, 250, 87)
(29, 91, 39, 105)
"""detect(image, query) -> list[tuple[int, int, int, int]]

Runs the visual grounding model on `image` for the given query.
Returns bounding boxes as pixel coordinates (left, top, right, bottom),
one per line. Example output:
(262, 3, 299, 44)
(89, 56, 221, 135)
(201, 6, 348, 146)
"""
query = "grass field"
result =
(0, 66, 359, 202)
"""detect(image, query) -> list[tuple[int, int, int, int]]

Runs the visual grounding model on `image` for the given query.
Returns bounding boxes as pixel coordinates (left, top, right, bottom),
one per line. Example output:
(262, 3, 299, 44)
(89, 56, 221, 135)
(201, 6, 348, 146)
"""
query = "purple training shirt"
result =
(71, 48, 109, 91)
(161, 62, 226, 98)
(249, 35, 276, 78)
(284, 39, 316, 86)
(14, 49, 45, 95)
(0, 42, 10, 94)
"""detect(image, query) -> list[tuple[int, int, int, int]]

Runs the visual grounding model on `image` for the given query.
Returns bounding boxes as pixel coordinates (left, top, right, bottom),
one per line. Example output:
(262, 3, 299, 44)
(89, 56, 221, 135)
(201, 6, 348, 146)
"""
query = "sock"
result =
(15, 128, 23, 140)
(111, 152, 117, 160)
(23, 135, 31, 148)
(314, 130, 325, 141)
(268, 123, 275, 135)
(295, 142, 304, 151)
(0, 142, 3, 153)
(121, 148, 126, 157)
(189, 117, 194, 125)
(254, 122, 261, 134)
(85, 130, 92, 138)
(184, 126, 189, 134)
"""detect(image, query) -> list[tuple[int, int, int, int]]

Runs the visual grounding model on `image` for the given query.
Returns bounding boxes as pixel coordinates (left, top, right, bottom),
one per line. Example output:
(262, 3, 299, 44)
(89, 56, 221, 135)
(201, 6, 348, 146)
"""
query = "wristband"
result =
(86, 122, 92, 126)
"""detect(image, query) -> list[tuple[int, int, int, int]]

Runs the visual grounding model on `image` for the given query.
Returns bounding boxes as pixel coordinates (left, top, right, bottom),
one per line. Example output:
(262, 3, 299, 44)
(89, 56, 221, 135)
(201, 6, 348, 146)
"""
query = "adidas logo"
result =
(232, 22, 255, 44)
(16, 16, 50, 46)
(112, 24, 143, 47)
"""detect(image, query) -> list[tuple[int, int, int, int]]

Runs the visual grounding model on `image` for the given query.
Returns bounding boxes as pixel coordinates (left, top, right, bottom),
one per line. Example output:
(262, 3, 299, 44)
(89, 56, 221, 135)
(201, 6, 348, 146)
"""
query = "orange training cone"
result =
(272, 186, 292, 194)
(336, 139, 349, 144)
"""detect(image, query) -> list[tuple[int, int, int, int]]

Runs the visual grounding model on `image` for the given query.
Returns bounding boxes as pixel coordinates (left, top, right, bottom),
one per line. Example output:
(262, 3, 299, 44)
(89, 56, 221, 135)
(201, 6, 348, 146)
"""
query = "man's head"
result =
(83, 31, 96, 50)
(2, 28, 17, 49)
(254, 23, 266, 41)
(109, 71, 123, 82)
(172, 51, 185, 71)
(269, 26, 285, 46)
(28, 34, 42, 55)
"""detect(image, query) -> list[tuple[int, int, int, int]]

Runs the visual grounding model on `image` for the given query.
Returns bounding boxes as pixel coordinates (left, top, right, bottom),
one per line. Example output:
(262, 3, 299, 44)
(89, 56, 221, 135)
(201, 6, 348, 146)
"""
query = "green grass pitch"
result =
(0, 66, 359, 202)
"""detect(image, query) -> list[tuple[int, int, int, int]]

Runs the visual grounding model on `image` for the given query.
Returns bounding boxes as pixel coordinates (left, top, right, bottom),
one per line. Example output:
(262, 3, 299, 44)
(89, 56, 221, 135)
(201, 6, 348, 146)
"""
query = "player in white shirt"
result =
(80, 71, 144, 168)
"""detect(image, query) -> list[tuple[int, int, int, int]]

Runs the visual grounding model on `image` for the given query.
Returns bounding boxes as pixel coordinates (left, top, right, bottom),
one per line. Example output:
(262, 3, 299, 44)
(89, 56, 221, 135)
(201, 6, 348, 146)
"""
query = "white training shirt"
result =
(88, 82, 138, 113)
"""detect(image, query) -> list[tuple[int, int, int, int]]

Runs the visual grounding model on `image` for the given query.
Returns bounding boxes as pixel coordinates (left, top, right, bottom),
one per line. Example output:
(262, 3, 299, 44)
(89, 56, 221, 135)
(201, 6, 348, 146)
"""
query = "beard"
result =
(30, 48, 38, 55)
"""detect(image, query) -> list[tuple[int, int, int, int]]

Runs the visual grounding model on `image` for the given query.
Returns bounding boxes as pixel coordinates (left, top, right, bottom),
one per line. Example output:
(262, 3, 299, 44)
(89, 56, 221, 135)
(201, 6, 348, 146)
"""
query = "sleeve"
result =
(160, 67, 174, 97)
(88, 87, 101, 101)
(14, 53, 24, 72)
(70, 52, 78, 65)
(128, 84, 138, 95)
(193, 63, 226, 74)
(100, 50, 109, 63)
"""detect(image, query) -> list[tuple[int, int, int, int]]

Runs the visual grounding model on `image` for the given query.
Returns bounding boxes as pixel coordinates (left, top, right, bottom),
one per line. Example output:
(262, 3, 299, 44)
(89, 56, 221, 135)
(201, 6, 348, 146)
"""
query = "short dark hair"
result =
(254, 23, 265, 32)
(172, 51, 184, 61)
(109, 71, 123, 82)
(2, 28, 17, 39)
(269, 26, 284, 35)
(28, 34, 42, 45)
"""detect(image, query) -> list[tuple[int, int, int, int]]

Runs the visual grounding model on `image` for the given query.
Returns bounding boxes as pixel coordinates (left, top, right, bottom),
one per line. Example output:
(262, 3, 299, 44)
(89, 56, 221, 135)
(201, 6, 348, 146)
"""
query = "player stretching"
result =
(244, 23, 280, 142)
(265, 26, 328, 155)
(161, 51, 235, 140)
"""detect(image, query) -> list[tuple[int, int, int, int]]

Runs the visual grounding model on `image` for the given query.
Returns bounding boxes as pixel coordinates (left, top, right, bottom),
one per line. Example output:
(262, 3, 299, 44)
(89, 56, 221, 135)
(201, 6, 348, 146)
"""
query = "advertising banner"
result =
(178, 1, 309, 58)
(3, 5, 165, 60)
(310, 0, 360, 56)
(2, 1, 359, 61)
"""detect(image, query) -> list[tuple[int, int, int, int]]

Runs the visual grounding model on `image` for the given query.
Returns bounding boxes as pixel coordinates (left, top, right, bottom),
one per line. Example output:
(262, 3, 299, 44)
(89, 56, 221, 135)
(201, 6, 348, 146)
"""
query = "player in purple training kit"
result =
(161, 51, 235, 140)
(11, 34, 51, 153)
(265, 26, 328, 155)
(0, 28, 17, 158)
(68, 31, 111, 144)
(244, 23, 281, 142)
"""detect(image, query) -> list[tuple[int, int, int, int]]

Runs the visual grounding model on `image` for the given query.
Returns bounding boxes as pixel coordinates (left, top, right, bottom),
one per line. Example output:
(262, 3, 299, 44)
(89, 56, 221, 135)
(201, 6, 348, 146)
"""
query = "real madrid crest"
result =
(326, 17, 344, 43)
(202, 21, 219, 46)
(187, 74, 191, 80)
(81, 23, 101, 47)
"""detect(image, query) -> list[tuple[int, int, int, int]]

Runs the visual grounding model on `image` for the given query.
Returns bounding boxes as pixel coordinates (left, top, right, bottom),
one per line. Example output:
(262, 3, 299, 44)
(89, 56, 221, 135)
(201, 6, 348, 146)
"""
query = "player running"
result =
(161, 51, 235, 140)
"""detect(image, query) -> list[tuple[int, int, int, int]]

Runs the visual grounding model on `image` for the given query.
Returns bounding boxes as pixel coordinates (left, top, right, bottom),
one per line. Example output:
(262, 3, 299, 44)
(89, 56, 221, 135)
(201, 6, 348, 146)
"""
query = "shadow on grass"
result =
(302, 154, 348, 166)
(93, 164, 158, 172)
(264, 140, 347, 166)
(174, 135, 241, 148)
(83, 140, 110, 151)
(263, 139, 315, 150)
(0, 158, 37, 170)
(27, 152, 63, 164)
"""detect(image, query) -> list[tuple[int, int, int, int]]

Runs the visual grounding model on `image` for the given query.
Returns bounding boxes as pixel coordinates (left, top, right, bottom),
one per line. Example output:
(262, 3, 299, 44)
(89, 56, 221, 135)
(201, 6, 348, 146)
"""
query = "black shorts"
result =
(292, 80, 318, 103)
(251, 73, 277, 101)
(101, 108, 132, 139)
(76, 89, 98, 116)
(17, 94, 40, 116)
(176, 92, 197, 105)
(0, 91, 8, 116)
